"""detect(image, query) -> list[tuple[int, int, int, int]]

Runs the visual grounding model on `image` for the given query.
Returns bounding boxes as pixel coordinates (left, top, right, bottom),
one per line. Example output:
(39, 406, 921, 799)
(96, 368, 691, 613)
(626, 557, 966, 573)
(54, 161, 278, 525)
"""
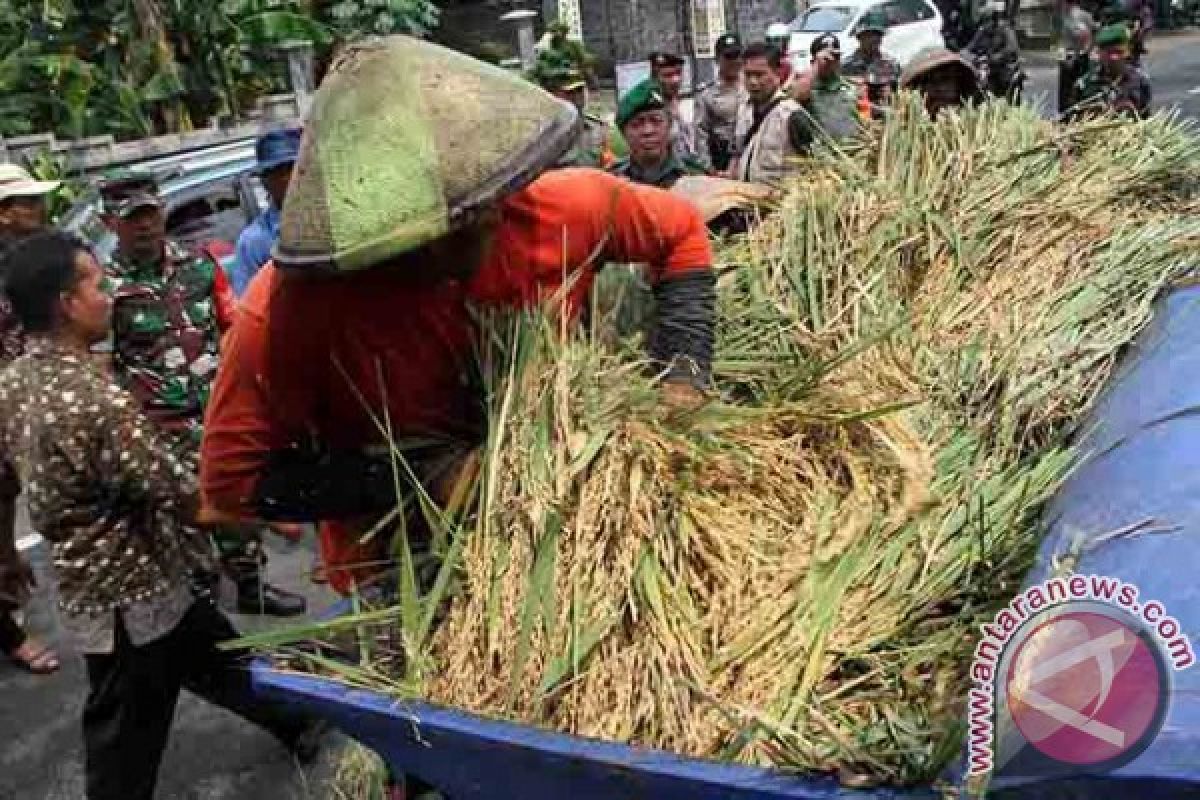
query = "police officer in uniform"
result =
(649, 50, 705, 166)
(695, 34, 749, 172)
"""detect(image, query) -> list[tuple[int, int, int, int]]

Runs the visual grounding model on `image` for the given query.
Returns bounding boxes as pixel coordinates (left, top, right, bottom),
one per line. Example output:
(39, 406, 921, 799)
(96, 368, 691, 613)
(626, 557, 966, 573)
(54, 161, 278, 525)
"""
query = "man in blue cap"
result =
(232, 128, 301, 297)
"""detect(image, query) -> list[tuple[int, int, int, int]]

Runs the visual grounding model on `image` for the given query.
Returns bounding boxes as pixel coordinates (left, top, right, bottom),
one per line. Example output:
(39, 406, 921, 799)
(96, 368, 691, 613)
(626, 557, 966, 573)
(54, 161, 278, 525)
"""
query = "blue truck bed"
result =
(252, 286, 1200, 798)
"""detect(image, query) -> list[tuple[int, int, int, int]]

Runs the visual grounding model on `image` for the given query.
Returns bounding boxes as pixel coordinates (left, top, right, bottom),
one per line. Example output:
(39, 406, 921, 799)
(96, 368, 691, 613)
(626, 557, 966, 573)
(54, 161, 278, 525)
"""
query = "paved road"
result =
(1023, 31, 1200, 120)
(1, 522, 345, 800)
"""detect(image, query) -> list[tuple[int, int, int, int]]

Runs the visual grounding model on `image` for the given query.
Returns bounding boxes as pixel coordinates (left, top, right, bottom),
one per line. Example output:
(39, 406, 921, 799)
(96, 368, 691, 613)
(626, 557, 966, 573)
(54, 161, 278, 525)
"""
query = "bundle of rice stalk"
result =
(249, 102, 1200, 789)
(427, 299, 938, 774)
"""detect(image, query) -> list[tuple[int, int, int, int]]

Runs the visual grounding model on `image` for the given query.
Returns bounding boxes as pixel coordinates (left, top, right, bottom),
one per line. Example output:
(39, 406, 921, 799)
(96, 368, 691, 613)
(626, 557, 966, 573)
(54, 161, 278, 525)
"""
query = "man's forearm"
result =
(250, 445, 400, 522)
(649, 269, 716, 388)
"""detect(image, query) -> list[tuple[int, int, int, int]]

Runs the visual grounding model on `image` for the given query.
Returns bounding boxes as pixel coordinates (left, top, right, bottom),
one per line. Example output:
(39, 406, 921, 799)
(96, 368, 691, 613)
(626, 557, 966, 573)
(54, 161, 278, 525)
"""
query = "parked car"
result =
(59, 140, 267, 279)
(787, 0, 945, 69)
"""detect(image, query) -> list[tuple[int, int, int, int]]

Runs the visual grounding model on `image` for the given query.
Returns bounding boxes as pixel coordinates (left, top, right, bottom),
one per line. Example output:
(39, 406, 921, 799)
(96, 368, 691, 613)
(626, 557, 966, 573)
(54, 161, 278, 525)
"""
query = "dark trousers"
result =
(82, 598, 311, 800)
(0, 598, 24, 654)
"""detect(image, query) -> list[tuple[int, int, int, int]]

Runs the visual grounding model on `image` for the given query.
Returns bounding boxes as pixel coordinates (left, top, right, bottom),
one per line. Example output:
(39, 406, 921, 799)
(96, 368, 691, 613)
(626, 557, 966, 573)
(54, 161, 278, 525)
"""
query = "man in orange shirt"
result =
(200, 37, 715, 598)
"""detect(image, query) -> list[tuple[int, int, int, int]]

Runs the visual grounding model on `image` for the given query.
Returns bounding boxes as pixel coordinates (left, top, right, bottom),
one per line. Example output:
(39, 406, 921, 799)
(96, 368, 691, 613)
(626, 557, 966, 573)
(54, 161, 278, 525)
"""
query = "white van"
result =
(787, 0, 946, 69)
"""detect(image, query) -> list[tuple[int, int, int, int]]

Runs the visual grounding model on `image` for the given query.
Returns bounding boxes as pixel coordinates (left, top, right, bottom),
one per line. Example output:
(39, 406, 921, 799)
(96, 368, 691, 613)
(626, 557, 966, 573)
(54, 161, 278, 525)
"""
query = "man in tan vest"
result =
(729, 42, 807, 187)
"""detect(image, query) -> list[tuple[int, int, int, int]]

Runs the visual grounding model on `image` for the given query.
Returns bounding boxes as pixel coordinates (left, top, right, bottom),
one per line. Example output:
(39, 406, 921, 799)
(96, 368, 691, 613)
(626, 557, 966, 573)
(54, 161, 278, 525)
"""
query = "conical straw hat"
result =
(276, 36, 580, 272)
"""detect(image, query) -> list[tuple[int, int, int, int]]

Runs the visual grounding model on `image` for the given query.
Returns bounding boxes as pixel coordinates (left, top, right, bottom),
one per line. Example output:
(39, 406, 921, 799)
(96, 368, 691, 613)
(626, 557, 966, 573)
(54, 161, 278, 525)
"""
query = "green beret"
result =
(857, 11, 888, 34)
(617, 79, 667, 129)
(1095, 23, 1131, 47)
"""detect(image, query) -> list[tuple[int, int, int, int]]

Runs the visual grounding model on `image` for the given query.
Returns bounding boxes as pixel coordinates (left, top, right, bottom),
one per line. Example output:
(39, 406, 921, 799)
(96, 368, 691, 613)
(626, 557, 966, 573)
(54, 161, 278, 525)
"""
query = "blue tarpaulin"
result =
(253, 288, 1200, 798)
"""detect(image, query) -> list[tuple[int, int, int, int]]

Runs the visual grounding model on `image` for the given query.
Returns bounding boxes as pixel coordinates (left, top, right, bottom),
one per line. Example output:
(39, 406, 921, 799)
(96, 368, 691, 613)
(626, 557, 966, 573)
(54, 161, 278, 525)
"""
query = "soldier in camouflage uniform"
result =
(791, 35, 864, 145)
(842, 12, 901, 117)
(531, 50, 619, 169)
(101, 179, 305, 616)
(609, 79, 709, 189)
(1070, 23, 1151, 119)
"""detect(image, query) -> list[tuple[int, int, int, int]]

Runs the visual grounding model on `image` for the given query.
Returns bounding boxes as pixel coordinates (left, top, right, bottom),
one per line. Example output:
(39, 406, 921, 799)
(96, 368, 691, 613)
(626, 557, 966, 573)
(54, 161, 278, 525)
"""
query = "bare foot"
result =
(9, 637, 59, 674)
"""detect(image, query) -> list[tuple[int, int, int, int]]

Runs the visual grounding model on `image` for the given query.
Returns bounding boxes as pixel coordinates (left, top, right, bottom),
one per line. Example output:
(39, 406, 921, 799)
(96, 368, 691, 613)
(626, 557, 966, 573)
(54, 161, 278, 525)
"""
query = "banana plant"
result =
(319, 0, 440, 39)
(0, 0, 438, 142)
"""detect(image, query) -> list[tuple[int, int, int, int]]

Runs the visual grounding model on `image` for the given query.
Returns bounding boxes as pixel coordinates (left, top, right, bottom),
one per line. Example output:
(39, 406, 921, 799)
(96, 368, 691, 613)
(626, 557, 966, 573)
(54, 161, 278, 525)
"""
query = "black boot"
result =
(284, 718, 330, 765)
(236, 578, 307, 617)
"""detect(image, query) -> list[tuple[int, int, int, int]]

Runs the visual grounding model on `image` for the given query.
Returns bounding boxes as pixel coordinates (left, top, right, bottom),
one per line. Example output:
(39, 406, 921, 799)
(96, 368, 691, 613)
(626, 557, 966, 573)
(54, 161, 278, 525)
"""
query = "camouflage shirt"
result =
(797, 76, 863, 144)
(842, 51, 902, 89)
(106, 240, 229, 444)
(0, 339, 200, 650)
(1074, 63, 1152, 117)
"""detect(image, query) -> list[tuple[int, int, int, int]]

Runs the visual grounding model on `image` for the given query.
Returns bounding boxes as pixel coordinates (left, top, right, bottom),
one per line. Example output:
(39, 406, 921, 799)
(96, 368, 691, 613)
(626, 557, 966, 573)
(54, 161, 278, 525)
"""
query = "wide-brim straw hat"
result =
(899, 47, 979, 90)
(275, 36, 580, 273)
(0, 164, 61, 201)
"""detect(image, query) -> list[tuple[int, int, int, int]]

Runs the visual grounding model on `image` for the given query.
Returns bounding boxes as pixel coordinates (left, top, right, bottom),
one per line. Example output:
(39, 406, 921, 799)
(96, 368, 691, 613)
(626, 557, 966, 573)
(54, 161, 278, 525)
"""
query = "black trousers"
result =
(82, 598, 311, 800)
(0, 598, 24, 654)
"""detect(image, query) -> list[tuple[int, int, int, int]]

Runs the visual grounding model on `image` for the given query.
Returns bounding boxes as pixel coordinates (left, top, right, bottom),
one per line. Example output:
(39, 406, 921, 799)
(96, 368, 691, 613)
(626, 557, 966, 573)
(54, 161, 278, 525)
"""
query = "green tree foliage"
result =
(318, 0, 440, 39)
(0, 0, 438, 142)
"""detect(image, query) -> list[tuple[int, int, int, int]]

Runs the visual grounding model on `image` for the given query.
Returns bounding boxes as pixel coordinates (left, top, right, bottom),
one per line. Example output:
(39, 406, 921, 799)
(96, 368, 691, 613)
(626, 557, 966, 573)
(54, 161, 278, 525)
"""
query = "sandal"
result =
(8, 637, 59, 675)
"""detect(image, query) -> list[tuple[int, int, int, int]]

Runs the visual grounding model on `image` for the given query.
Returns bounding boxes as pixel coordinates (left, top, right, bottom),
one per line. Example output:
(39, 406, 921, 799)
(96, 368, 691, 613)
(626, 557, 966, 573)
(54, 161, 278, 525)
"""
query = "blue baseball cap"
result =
(255, 127, 302, 174)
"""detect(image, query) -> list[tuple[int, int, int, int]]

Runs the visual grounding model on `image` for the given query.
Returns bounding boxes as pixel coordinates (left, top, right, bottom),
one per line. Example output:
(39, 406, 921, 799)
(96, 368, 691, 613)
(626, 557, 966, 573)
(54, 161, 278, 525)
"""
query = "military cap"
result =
(98, 170, 160, 214)
(616, 79, 668, 129)
(811, 33, 842, 57)
(857, 11, 888, 34)
(112, 191, 163, 218)
(1095, 23, 1131, 47)
(649, 51, 685, 69)
(715, 33, 743, 58)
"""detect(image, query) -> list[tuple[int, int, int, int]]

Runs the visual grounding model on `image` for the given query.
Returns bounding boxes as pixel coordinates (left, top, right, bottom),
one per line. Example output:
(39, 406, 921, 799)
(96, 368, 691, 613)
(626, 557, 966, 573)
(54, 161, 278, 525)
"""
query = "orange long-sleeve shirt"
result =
(200, 168, 711, 593)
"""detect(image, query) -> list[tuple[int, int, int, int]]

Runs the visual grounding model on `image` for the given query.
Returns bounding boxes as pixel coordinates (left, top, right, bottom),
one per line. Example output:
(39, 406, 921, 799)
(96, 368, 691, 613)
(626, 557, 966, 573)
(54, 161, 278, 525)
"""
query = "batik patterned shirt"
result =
(0, 339, 205, 652)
